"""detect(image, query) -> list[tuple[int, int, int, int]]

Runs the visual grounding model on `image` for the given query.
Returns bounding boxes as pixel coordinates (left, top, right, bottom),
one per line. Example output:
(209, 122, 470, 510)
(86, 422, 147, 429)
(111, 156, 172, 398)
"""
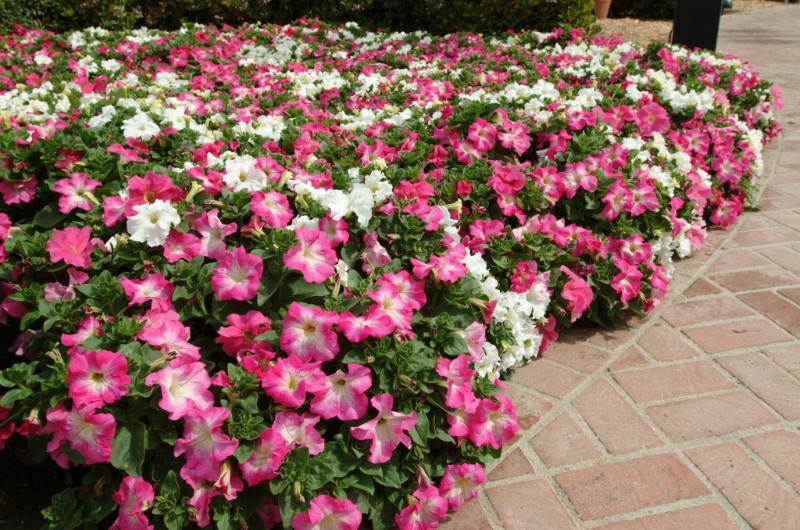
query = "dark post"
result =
(672, 0, 724, 51)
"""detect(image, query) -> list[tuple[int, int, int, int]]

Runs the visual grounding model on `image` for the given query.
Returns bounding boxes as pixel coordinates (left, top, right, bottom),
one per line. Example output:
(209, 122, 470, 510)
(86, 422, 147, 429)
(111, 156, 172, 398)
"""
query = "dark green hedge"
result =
(0, 0, 595, 33)
(609, 0, 677, 20)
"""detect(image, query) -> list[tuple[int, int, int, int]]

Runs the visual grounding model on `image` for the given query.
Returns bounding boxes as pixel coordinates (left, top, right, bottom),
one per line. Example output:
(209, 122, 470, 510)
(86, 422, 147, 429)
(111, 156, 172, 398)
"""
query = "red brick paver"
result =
(451, 6, 800, 529)
(555, 454, 708, 520)
(595, 505, 738, 530)
(687, 443, 800, 529)
(486, 480, 577, 530)
(572, 380, 663, 455)
(743, 430, 800, 493)
(647, 391, 778, 441)
(530, 413, 603, 468)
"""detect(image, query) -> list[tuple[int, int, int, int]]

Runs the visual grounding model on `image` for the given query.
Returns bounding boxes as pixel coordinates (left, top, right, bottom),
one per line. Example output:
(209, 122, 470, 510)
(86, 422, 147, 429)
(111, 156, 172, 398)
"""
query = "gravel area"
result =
(597, 0, 786, 45)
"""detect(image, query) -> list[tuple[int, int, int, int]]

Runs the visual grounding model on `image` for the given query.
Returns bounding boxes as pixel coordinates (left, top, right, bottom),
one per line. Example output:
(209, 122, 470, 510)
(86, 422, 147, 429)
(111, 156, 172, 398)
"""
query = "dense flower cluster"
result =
(0, 19, 780, 529)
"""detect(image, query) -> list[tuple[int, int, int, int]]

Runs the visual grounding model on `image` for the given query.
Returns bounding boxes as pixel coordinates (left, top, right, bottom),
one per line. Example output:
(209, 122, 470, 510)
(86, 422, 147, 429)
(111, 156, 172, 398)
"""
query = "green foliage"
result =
(1, 0, 596, 33)
(610, 0, 677, 21)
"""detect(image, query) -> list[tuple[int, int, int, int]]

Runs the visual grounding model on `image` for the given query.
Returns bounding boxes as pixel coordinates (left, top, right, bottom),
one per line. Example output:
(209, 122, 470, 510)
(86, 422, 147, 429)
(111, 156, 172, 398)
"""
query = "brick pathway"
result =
(447, 6, 800, 529)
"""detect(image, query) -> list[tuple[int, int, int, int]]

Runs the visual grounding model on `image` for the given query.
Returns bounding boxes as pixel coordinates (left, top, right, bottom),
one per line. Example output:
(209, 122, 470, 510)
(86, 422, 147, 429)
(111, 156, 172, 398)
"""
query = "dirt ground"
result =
(597, 0, 784, 44)
(0, 447, 62, 529)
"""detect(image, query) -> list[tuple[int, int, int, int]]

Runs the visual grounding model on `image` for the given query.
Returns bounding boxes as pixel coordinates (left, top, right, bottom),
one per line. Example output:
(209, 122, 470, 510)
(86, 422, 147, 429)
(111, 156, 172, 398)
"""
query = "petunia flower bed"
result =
(0, 19, 781, 529)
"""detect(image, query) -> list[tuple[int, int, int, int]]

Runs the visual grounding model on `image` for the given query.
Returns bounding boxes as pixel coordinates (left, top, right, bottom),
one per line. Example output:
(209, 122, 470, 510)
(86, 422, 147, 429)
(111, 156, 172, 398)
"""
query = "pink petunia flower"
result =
(378, 271, 427, 311)
(292, 495, 362, 530)
(250, 190, 294, 228)
(102, 194, 128, 227)
(47, 226, 94, 269)
(308, 363, 372, 421)
(215, 310, 273, 358)
(193, 209, 236, 259)
(240, 427, 289, 486)
(435, 356, 475, 409)
(626, 180, 660, 217)
(261, 356, 322, 408)
(460, 321, 487, 361)
(318, 214, 350, 247)
(163, 230, 201, 263)
(709, 197, 744, 228)
(365, 283, 413, 335)
(174, 407, 238, 482)
(351, 393, 417, 464)
(44, 267, 89, 302)
(0, 177, 37, 204)
(616, 234, 652, 265)
(138, 319, 200, 362)
(110, 476, 155, 530)
(66, 350, 131, 408)
(466, 118, 497, 153)
(108, 143, 147, 164)
(279, 302, 339, 362)
(185, 479, 220, 528)
(498, 119, 531, 156)
(53, 173, 101, 214)
(120, 272, 175, 311)
(467, 393, 519, 449)
(636, 102, 671, 137)
(144, 361, 214, 420)
(338, 306, 395, 343)
(125, 172, 184, 216)
(43, 403, 116, 467)
(361, 231, 392, 273)
(61, 315, 104, 349)
(283, 227, 338, 284)
(600, 181, 632, 221)
(272, 411, 325, 456)
(559, 265, 593, 323)
(210, 246, 263, 301)
(510, 260, 539, 293)
(394, 486, 448, 530)
(610, 258, 643, 306)
(439, 463, 487, 510)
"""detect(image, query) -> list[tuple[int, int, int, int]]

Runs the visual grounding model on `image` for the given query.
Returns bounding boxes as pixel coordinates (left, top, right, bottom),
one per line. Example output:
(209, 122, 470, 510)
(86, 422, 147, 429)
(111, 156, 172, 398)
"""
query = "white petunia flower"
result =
(349, 184, 376, 228)
(364, 170, 393, 204)
(88, 105, 117, 129)
(222, 155, 266, 192)
(122, 112, 160, 141)
(34, 54, 53, 66)
(317, 189, 351, 221)
(475, 342, 500, 381)
(126, 200, 180, 247)
(101, 59, 121, 72)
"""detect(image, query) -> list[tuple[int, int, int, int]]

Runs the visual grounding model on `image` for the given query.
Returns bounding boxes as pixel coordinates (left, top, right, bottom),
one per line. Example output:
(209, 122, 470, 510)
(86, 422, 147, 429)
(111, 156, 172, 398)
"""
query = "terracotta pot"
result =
(595, 0, 612, 20)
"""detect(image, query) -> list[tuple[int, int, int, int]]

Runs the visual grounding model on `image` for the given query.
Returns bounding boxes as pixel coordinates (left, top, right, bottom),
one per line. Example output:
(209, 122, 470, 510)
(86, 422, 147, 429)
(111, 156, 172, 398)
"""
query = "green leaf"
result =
(42, 489, 82, 530)
(256, 274, 282, 306)
(33, 203, 68, 229)
(111, 421, 146, 476)
(164, 508, 187, 530)
(304, 440, 360, 490)
(19, 310, 40, 330)
(409, 406, 430, 445)
(442, 336, 468, 356)
(287, 279, 330, 301)
(0, 388, 32, 408)
(160, 469, 182, 499)
(374, 463, 406, 489)
(277, 489, 305, 530)
(172, 285, 194, 300)
(213, 507, 234, 529)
